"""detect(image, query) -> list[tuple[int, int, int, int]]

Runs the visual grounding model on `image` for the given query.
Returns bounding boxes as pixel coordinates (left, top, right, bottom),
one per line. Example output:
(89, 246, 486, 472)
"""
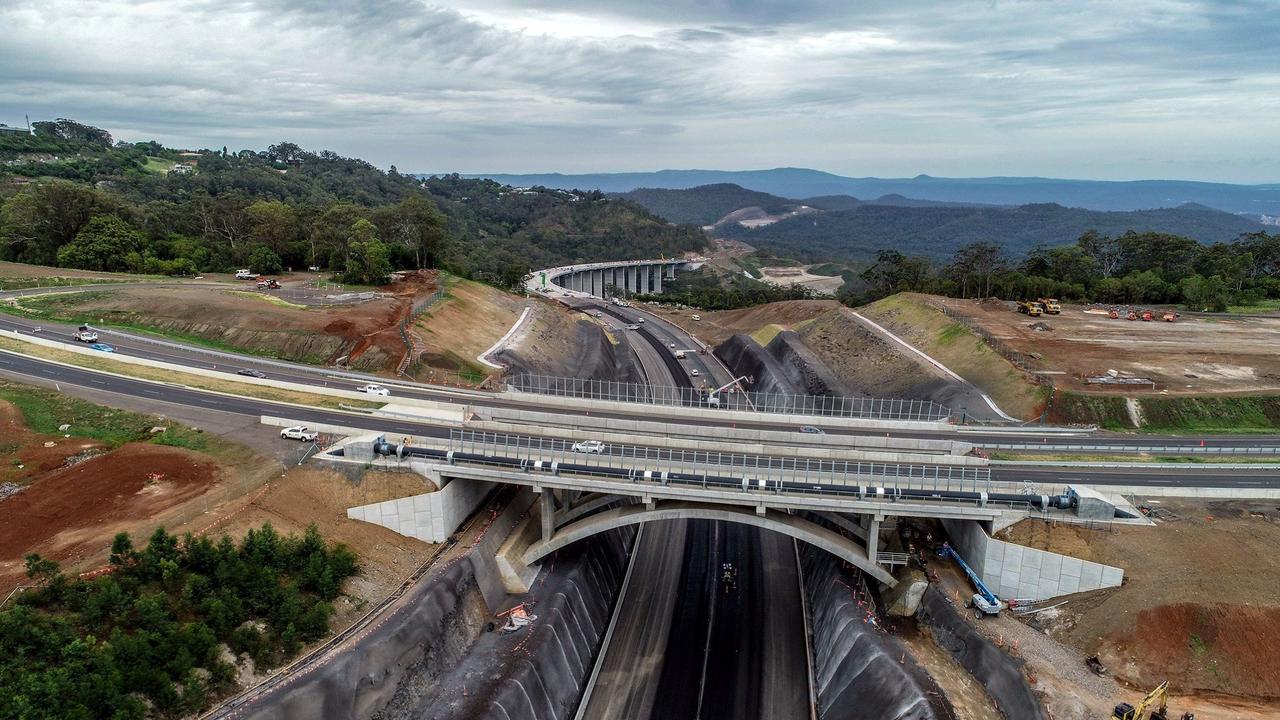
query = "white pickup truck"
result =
(356, 384, 391, 396)
(74, 325, 98, 342)
(280, 426, 318, 442)
(235, 269, 259, 280)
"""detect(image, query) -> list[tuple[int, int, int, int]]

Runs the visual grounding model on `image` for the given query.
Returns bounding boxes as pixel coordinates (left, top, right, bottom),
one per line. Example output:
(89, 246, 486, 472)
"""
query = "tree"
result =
(861, 250, 932, 300)
(30, 118, 113, 145)
(342, 219, 391, 285)
(0, 182, 114, 265)
(246, 200, 299, 258)
(948, 242, 1005, 298)
(248, 245, 284, 275)
(57, 215, 145, 271)
(1180, 274, 1232, 312)
(371, 194, 448, 269)
(310, 203, 366, 268)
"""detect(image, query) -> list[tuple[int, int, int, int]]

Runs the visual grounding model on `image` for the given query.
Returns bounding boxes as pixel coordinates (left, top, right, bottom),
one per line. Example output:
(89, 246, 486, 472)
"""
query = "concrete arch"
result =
(524, 501, 896, 586)
(554, 493, 636, 529)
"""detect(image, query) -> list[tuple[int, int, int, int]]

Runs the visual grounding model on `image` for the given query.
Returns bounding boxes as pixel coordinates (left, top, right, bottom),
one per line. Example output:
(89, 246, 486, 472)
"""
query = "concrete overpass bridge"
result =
(333, 430, 1133, 594)
(528, 258, 705, 299)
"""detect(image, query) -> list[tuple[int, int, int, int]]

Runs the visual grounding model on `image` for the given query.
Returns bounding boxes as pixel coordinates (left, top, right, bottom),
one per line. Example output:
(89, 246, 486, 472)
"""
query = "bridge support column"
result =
(541, 488, 555, 542)
(867, 516, 881, 562)
(638, 265, 650, 295)
(625, 267, 637, 294)
(653, 270, 663, 294)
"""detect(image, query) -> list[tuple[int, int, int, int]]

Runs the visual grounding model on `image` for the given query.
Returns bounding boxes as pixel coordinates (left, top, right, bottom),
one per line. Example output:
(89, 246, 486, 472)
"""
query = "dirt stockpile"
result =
(934, 296, 1280, 395)
(656, 299, 841, 347)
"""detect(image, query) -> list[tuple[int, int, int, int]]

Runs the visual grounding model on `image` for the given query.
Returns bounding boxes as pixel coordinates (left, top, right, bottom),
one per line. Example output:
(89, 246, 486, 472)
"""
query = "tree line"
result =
(849, 229, 1280, 312)
(1, 125, 707, 289)
(0, 523, 358, 719)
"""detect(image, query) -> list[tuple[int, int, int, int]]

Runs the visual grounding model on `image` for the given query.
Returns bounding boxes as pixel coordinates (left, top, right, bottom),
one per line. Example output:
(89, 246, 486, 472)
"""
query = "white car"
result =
(280, 426, 318, 442)
(691, 315, 701, 321)
(356, 384, 391, 396)
(572, 440, 605, 454)
(635, 318, 645, 323)
(690, 369, 700, 377)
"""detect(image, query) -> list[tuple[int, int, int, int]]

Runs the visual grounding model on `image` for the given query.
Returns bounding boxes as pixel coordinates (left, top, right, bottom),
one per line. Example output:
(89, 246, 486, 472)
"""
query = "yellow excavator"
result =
(1111, 681, 1194, 720)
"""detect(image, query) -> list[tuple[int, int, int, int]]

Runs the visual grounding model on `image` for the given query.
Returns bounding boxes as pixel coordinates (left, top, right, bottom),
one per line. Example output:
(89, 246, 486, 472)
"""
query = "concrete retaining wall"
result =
(941, 519, 1123, 601)
(346, 472, 494, 544)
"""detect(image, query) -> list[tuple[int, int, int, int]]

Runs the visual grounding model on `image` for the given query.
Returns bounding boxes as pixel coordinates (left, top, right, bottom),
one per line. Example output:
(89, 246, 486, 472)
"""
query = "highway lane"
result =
(1, 350, 1277, 491)
(577, 522, 688, 720)
(6, 305, 1280, 453)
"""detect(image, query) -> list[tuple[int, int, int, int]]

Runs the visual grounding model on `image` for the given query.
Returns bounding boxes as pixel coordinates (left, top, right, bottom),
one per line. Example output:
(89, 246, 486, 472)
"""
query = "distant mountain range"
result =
(609, 183, 1265, 262)
(449, 167, 1280, 216)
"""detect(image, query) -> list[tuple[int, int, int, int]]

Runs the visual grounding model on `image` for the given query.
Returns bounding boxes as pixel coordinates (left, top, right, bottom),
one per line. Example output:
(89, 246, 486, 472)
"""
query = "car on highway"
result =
(690, 369, 700, 377)
(74, 325, 98, 342)
(356, 384, 391, 396)
(280, 425, 318, 442)
(626, 324, 640, 330)
(635, 317, 645, 323)
(571, 439, 605, 454)
(237, 368, 267, 379)
(800, 425, 825, 435)
(88, 343, 115, 353)
(668, 342, 676, 348)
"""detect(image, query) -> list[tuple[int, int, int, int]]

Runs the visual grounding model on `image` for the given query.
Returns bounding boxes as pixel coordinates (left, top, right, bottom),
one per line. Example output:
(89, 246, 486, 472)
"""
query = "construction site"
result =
(2, 263, 1279, 720)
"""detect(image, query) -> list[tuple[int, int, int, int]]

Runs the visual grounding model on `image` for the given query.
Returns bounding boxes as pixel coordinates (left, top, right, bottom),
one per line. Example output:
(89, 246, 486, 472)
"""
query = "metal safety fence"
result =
(446, 428, 997, 496)
(506, 373, 951, 422)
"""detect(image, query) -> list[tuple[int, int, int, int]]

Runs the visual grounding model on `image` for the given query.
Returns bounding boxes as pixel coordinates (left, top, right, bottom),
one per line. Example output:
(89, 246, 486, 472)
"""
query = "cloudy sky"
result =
(1, 0, 1277, 182)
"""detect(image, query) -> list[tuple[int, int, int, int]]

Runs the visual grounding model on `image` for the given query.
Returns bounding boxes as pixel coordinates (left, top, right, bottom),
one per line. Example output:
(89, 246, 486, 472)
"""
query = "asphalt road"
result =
(5, 299, 1280, 453)
(1, 350, 1276, 491)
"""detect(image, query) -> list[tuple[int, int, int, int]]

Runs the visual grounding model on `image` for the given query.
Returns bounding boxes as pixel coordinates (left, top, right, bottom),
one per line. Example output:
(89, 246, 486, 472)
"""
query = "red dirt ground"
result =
(1099, 603, 1280, 699)
(0, 443, 220, 589)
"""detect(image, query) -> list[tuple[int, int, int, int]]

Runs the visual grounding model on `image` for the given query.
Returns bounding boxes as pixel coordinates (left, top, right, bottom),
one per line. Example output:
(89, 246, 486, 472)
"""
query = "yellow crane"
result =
(1111, 681, 1194, 720)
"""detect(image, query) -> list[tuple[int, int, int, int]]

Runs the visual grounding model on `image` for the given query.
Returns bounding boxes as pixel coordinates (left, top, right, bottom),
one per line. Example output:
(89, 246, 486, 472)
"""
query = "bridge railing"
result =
(447, 429, 999, 496)
(506, 373, 951, 422)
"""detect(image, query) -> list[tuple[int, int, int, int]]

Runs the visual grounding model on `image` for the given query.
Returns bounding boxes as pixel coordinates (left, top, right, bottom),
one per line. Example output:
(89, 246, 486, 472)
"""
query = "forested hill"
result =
(724, 202, 1263, 263)
(0, 120, 705, 287)
(615, 184, 795, 225)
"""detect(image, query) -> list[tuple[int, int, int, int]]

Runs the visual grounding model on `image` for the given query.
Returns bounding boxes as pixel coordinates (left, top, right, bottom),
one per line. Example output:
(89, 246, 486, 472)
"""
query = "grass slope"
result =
(861, 293, 1046, 419)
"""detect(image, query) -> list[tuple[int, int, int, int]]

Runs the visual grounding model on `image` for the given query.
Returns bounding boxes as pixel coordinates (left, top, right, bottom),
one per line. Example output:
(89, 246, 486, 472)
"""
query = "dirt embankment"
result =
(8, 270, 441, 372)
(860, 294, 1045, 419)
(997, 500, 1280, 703)
(498, 303, 646, 383)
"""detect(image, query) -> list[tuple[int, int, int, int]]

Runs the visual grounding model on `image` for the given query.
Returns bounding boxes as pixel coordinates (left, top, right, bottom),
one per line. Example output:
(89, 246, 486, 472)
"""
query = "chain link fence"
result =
(931, 301, 1053, 390)
(506, 373, 950, 422)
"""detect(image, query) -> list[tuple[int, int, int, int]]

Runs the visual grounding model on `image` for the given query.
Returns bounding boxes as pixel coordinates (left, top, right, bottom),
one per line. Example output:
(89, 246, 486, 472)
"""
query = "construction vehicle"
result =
(1141, 309, 1155, 321)
(705, 376, 751, 408)
(1036, 297, 1061, 314)
(1111, 680, 1194, 720)
(1016, 300, 1044, 317)
(937, 543, 1004, 618)
(1162, 311, 1178, 322)
(1108, 307, 1120, 319)
(1127, 309, 1139, 321)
